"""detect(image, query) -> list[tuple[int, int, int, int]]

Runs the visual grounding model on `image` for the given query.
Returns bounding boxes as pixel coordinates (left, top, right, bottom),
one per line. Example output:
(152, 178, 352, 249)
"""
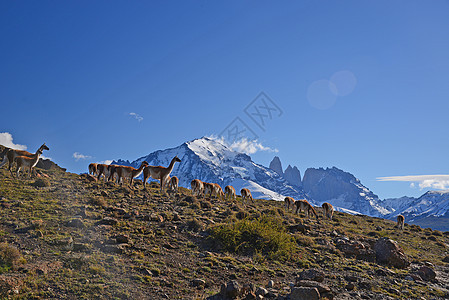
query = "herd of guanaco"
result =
(0, 145, 406, 228)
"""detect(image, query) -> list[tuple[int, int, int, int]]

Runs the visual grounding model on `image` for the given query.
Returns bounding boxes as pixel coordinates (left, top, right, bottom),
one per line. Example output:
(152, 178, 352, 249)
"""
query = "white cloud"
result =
(129, 112, 143, 122)
(0, 132, 27, 150)
(73, 152, 92, 161)
(211, 135, 278, 155)
(377, 175, 449, 190)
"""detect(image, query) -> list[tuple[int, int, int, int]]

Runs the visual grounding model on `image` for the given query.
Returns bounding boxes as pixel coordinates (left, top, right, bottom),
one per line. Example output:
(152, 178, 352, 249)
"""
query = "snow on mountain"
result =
(302, 167, 393, 217)
(387, 190, 449, 221)
(114, 137, 306, 201)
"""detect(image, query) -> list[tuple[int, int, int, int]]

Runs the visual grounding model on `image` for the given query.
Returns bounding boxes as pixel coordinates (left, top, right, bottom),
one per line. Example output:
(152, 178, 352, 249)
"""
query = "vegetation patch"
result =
(209, 215, 298, 261)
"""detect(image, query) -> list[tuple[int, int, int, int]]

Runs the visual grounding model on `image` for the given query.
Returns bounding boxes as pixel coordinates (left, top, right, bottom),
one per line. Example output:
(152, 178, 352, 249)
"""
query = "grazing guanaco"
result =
(88, 163, 98, 176)
(203, 182, 215, 198)
(191, 179, 204, 197)
(0, 143, 49, 173)
(284, 197, 295, 211)
(295, 199, 319, 220)
(213, 183, 225, 200)
(143, 156, 181, 191)
(396, 214, 405, 230)
(240, 188, 253, 204)
(224, 185, 236, 201)
(115, 161, 149, 187)
(322, 202, 334, 220)
(169, 176, 179, 192)
(14, 146, 46, 178)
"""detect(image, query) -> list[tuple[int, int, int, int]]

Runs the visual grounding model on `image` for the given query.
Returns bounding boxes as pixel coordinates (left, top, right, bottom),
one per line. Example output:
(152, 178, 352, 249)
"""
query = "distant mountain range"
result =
(113, 137, 449, 231)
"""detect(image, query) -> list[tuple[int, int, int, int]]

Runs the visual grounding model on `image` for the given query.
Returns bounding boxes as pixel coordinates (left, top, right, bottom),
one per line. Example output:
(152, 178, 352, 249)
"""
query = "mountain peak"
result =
(269, 156, 283, 176)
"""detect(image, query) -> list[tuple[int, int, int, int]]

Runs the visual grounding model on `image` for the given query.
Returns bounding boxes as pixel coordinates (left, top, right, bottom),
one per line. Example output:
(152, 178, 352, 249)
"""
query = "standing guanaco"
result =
(224, 185, 236, 201)
(169, 176, 179, 192)
(322, 202, 334, 220)
(284, 197, 295, 211)
(396, 215, 405, 230)
(114, 161, 149, 187)
(213, 183, 225, 200)
(14, 146, 46, 178)
(191, 179, 204, 197)
(240, 188, 253, 204)
(143, 156, 181, 191)
(0, 143, 49, 173)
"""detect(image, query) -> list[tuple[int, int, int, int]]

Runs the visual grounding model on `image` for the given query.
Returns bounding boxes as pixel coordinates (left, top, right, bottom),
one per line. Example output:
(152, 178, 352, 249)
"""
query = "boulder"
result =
(220, 280, 242, 299)
(290, 287, 320, 300)
(296, 269, 325, 282)
(374, 237, 409, 268)
(415, 266, 436, 281)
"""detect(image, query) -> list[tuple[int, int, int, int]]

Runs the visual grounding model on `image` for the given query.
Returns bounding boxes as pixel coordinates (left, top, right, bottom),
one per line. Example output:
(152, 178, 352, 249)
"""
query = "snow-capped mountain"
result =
(387, 191, 449, 220)
(113, 137, 307, 201)
(302, 167, 393, 217)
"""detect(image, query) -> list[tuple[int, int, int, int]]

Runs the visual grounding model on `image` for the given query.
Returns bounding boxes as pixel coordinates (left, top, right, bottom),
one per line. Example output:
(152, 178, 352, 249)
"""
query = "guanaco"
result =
(115, 161, 149, 187)
(284, 197, 295, 211)
(396, 215, 405, 230)
(143, 156, 181, 191)
(191, 179, 204, 197)
(169, 176, 179, 192)
(203, 182, 215, 198)
(14, 146, 46, 178)
(0, 143, 49, 173)
(240, 188, 253, 204)
(295, 199, 319, 220)
(213, 183, 225, 200)
(224, 185, 236, 201)
(88, 163, 98, 176)
(322, 202, 334, 220)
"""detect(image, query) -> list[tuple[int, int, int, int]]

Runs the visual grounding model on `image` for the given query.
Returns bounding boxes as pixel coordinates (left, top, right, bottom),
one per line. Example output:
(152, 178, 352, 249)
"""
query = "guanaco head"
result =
(174, 156, 181, 163)
(40, 143, 50, 151)
(141, 161, 149, 167)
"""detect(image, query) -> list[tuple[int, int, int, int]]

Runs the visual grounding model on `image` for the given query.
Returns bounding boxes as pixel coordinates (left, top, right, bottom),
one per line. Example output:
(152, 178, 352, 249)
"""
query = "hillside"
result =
(0, 164, 449, 299)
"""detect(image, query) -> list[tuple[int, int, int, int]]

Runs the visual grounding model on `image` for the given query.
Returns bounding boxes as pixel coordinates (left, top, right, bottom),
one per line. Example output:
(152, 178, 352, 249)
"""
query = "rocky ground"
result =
(0, 159, 448, 299)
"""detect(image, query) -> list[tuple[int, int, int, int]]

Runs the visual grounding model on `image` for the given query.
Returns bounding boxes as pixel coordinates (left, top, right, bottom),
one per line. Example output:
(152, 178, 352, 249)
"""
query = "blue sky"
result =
(1, 1, 449, 199)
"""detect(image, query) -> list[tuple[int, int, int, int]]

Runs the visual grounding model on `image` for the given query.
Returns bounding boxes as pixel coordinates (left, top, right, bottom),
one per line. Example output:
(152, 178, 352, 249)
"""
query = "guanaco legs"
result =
(0, 143, 49, 174)
(225, 185, 236, 201)
(113, 161, 149, 187)
(322, 202, 334, 220)
(240, 188, 253, 204)
(295, 199, 319, 220)
(396, 214, 405, 230)
(213, 183, 224, 200)
(169, 176, 179, 192)
(143, 156, 181, 192)
(191, 179, 204, 197)
(284, 197, 295, 211)
(14, 146, 46, 178)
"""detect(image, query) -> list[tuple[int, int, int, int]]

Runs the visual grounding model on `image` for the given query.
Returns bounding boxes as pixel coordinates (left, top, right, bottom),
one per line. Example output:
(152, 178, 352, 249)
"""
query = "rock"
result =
(220, 280, 241, 299)
(115, 234, 129, 244)
(290, 287, 320, 300)
(256, 287, 268, 296)
(267, 280, 275, 288)
(66, 218, 85, 228)
(101, 244, 125, 254)
(150, 213, 164, 223)
(296, 280, 332, 298)
(443, 255, 449, 263)
(346, 283, 356, 291)
(374, 237, 410, 268)
(415, 266, 436, 281)
(404, 275, 414, 281)
(284, 165, 302, 187)
(95, 217, 118, 226)
(296, 269, 325, 282)
(192, 278, 206, 287)
(269, 156, 284, 176)
(101, 190, 109, 197)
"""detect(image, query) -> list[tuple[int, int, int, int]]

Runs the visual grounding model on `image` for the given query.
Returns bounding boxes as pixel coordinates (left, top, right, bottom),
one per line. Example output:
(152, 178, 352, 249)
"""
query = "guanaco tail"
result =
(88, 163, 98, 176)
(396, 214, 405, 230)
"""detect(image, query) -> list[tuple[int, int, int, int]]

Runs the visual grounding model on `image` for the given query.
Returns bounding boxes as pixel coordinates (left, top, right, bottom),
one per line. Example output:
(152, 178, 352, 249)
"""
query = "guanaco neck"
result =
(166, 158, 178, 174)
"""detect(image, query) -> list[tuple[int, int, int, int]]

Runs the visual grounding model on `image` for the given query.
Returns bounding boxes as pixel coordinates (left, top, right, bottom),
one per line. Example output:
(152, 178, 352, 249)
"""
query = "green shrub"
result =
(0, 242, 21, 273)
(209, 215, 298, 261)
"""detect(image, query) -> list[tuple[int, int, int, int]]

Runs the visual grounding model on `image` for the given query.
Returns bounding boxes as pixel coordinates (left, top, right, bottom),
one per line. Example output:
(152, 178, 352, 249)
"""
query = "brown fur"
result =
(115, 161, 149, 187)
(224, 185, 236, 200)
(295, 199, 319, 220)
(322, 202, 334, 220)
(191, 179, 204, 197)
(143, 156, 181, 191)
(14, 147, 45, 178)
(169, 176, 179, 192)
(213, 183, 224, 200)
(396, 215, 405, 230)
(88, 163, 98, 176)
(284, 197, 295, 211)
(1, 143, 49, 173)
(240, 188, 253, 204)
(203, 182, 215, 198)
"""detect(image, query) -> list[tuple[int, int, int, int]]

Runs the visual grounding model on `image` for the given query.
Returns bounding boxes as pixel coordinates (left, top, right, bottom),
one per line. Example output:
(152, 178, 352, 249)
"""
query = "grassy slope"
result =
(0, 163, 448, 299)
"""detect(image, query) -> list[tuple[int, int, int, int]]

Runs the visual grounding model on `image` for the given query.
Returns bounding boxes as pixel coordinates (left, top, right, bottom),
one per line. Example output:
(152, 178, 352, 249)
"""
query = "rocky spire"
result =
(284, 165, 302, 187)
(269, 156, 283, 176)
